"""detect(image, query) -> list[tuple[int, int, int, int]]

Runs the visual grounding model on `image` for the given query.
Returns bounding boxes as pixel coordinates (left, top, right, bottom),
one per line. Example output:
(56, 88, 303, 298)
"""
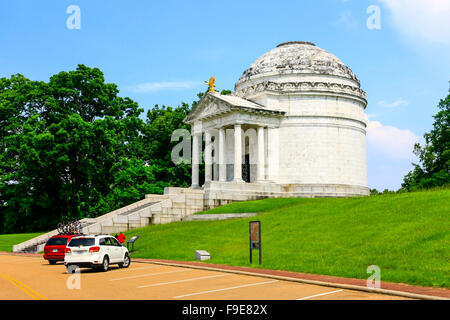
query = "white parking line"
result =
(110, 269, 189, 281)
(173, 280, 279, 299)
(296, 289, 344, 300)
(80, 265, 161, 276)
(113, 265, 161, 272)
(137, 273, 232, 288)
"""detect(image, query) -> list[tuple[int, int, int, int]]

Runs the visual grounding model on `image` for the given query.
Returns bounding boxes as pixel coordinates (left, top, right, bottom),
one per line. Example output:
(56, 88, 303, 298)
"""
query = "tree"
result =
(142, 103, 192, 192)
(402, 89, 450, 191)
(0, 65, 151, 232)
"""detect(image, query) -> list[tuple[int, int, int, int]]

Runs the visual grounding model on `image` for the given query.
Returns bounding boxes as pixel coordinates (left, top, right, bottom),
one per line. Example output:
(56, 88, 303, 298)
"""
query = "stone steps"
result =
(12, 188, 207, 253)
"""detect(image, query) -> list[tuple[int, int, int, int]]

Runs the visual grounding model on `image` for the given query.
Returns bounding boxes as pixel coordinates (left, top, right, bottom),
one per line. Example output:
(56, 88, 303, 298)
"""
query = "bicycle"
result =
(57, 220, 84, 235)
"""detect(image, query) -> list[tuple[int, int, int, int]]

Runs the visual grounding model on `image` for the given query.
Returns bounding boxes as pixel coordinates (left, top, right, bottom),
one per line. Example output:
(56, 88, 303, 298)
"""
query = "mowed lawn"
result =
(0, 233, 44, 252)
(125, 189, 450, 288)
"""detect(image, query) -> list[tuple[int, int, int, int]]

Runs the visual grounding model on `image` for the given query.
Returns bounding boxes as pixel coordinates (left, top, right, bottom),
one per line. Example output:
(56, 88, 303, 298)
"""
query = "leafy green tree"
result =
(0, 65, 151, 232)
(142, 103, 192, 192)
(402, 89, 450, 191)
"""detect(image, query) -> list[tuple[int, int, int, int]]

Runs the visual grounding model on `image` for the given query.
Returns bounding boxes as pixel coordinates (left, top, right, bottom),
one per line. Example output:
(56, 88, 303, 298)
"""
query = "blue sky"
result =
(1, 0, 449, 190)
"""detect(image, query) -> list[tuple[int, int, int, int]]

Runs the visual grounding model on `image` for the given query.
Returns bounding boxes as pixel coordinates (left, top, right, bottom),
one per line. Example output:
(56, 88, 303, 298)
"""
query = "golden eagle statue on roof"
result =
(205, 77, 216, 93)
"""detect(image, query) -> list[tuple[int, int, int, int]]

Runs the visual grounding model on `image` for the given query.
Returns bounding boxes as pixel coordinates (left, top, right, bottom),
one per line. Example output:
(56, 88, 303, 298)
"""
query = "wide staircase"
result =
(12, 187, 205, 253)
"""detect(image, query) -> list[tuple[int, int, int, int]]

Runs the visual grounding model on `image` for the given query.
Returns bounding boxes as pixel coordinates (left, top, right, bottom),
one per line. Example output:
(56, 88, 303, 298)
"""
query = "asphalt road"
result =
(0, 254, 409, 300)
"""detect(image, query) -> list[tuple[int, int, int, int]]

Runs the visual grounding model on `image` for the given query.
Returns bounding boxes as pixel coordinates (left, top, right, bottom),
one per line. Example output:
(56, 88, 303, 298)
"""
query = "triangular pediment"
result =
(184, 93, 235, 123)
(184, 92, 277, 123)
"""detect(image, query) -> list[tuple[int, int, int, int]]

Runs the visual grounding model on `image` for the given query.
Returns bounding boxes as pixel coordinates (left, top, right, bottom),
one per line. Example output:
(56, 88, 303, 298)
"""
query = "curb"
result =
(0, 251, 41, 257)
(132, 258, 449, 301)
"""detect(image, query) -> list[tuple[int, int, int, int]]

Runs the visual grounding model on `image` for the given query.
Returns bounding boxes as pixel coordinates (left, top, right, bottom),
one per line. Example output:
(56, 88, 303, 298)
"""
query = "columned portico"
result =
(193, 124, 271, 187)
(191, 123, 270, 188)
(185, 87, 284, 188)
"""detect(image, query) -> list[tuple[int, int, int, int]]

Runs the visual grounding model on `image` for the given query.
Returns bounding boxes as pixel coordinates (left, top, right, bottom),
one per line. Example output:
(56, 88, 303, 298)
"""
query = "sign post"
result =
(249, 221, 262, 264)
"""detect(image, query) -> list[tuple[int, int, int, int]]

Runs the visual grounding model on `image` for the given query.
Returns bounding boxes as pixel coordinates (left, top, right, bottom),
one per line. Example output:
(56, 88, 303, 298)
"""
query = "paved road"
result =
(0, 254, 409, 300)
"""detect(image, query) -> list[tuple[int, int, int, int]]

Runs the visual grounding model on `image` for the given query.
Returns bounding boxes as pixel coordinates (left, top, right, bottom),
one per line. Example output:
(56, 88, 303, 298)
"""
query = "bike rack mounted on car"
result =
(56, 221, 88, 235)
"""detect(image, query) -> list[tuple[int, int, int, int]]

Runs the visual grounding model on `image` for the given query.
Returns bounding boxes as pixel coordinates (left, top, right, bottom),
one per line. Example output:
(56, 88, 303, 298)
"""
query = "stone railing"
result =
(182, 213, 258, 221)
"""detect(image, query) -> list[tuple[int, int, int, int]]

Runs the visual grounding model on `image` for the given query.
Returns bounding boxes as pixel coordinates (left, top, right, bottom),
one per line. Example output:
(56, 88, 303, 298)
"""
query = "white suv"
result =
(64, 235, 130, 272)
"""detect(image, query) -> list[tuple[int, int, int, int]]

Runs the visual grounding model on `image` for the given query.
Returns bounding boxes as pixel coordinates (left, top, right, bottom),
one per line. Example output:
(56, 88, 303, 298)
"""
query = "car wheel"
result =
(49, 260, 57, 265)
(100, 256, 109, 272)
(119, 253, 130, 268)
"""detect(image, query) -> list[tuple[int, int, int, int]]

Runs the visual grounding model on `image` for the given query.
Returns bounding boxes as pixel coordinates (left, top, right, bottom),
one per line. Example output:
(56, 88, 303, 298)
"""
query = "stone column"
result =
(219, 128, 227, 182)
(233, 124, 243, 182)
(267, 127, 279, 182)
(257, 126, 265, 182)
(191, 133, 200, 188)
(204, 130, 212, 183)
(213, 132, 219, 181)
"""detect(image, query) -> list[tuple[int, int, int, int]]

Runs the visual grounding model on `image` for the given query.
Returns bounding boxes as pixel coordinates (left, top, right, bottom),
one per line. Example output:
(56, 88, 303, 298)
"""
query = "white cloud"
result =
(379, 99, 410, 108)
(366, 119, 422, 190)
(366, 119, 420, 161)
(379, 0, 450, 45)
(127, 81, 200, 93)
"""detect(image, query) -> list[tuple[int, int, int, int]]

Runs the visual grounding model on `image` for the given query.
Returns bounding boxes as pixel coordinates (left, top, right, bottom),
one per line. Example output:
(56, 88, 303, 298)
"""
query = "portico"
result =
(185, 92, 284, 188)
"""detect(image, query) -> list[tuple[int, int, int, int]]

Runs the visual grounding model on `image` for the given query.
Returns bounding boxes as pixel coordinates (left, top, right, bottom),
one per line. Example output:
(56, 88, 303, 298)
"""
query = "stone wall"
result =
(203, 181, 369, 211)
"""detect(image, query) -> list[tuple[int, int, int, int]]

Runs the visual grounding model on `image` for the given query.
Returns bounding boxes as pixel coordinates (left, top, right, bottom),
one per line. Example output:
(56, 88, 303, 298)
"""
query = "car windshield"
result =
(68, 238, 95, 247)
(46, 237, 68, 246)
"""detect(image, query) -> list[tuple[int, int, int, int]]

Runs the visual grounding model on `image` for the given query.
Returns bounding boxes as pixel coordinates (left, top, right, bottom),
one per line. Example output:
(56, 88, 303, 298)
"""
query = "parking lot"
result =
(0, 253, 409, 300)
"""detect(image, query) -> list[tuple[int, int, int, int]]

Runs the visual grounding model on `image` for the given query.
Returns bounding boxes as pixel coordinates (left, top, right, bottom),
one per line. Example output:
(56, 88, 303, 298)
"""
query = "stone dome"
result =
(235, 41, 360, 92)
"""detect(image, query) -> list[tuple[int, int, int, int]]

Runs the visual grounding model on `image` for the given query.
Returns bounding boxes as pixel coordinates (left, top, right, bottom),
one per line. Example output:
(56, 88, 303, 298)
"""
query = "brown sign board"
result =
(249, 221, 261, 264)
(250, 221, 260, 242)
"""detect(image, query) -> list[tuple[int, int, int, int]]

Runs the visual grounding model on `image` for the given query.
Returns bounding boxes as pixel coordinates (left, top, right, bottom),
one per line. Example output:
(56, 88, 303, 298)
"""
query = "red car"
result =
(43, 234, 79, 264)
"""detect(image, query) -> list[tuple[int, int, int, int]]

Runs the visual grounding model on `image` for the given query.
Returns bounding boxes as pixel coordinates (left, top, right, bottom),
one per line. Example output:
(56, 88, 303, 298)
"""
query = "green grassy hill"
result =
(0, 233, 44, 252)
(124, 189, 449, 288)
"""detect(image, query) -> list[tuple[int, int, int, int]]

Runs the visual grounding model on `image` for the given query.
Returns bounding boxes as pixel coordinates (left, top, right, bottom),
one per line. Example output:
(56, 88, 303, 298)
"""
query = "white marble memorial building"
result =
(184, 41, 369, 207)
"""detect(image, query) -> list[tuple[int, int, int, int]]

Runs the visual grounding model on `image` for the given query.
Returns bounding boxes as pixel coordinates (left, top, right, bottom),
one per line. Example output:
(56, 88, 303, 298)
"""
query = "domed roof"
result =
(235, 41, 360, 90)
